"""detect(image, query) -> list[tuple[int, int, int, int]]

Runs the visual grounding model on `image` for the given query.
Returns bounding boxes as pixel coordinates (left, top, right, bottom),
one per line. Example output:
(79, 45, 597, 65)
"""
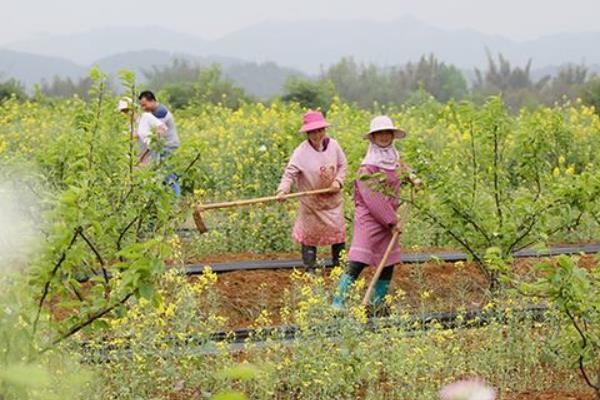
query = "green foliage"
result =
(39, 75, 95, 99)
(322, 55, 468, 108)
(0, 275, 93, 400)
(524, 256, 600, 396)
(0, 364, 51, 389)
(211, 392, 247, 400)
(281, 76, 335, 111)
(143, 60, 250, 109)
(3, 54, 595, 111)
(2, 68, 600, 302)
(143, 58, 201, 87)
(542, 64, 589, 105)
(402, 97, 600, 287)
(3, 70, 600, 266)
(211, 363, 263, 400)
(159, 82, 196, 109)
(0, 78, 27, 102)
(216, 364, 261, 381)
(191, 65, 251, 109)
(84, 266, 581, 399)
(391, 54, 468, 102)
(161, 93, 600, 262)
(472, 52, 550, 110)
(2, 69, 600, 397)
(84, 269, 227, 398)
(0, 68, 186, 356)
(582, 76, 600, 114)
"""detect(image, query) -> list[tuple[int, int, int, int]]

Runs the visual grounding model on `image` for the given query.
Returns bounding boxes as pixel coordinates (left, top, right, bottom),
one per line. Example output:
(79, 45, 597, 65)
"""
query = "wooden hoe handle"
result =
(198, 188, 335, 211)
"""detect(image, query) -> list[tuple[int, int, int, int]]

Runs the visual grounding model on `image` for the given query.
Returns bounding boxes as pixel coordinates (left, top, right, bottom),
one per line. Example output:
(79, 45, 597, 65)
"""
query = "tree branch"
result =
(183, 151, 202, 175)
(469, 120, 477, 208)
(492, 123, 504, 229)
(564, 306, 600, 392)
(116, 215, 140, 262)
(508, 199, 570, 253)
(404, 197, 485, 268)
(87, 80, 106, 171)
(448, 202, 492, 245)
(78, 229, 109, 285)
(69, 282, 85, 302)
(33, 226, 82, 334)
(128, 84, 136, 178)
(40, 292, 134, 353)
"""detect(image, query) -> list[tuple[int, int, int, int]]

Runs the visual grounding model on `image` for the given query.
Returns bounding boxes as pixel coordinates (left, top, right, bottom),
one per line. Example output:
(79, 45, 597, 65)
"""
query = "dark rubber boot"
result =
(302, 245, 317, 274)
(331, 243, 345, 267)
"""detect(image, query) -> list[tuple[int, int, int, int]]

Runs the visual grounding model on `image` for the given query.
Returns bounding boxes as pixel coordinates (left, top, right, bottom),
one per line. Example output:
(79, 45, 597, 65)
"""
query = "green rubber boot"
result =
(370, 280, 391, 306)
(332, 273, 355, 311)
(367, 279, 392, 317)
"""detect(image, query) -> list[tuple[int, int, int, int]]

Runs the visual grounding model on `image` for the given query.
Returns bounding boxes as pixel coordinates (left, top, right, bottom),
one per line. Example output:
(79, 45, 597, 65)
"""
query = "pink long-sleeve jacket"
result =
(277, 138, 347, 246)
(348, 164, 404, 267)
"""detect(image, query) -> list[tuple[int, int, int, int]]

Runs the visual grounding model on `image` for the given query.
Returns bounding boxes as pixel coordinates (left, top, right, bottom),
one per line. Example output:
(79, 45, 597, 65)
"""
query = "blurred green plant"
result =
(523, 255, 600, 399)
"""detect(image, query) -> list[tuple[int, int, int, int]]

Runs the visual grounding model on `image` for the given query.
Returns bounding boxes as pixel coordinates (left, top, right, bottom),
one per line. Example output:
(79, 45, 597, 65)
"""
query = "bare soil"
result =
(195, 252, 597, 330)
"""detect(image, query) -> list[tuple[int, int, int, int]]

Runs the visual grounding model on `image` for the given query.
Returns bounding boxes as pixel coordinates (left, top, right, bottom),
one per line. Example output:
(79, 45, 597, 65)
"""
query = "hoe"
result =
(193, 188, 335, 234)
(362, 195, 413, 306)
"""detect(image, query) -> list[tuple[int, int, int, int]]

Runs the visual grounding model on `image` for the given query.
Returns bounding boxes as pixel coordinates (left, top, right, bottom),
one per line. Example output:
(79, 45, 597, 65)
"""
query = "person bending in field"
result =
(139, 91, 181, 196)
(118, 97, 166, 165)
(332, 116, 421, 310)
(138, 91, 180, 160)
(118, 96, 180, 196)
(276, 111, 348, 274)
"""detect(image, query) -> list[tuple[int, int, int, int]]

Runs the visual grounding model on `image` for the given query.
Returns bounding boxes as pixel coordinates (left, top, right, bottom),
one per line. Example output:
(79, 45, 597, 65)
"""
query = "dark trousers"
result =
(301, 242, 345, 272)
(345, 261, 395, 281)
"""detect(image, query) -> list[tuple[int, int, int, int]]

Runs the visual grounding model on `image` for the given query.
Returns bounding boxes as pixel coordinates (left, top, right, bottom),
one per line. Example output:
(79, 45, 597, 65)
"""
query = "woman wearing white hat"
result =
(332, 115, 420, 310)
(118, 97, 167, 166)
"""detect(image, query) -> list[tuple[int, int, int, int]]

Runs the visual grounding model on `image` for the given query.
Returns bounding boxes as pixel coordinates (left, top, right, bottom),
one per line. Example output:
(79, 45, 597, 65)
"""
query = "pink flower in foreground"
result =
(440, 379, 496, 400)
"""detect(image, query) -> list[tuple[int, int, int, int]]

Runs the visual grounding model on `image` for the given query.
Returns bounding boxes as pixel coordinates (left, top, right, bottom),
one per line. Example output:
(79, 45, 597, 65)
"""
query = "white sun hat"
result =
(117, 97, 134, 112)
(364, 115, 407, 139)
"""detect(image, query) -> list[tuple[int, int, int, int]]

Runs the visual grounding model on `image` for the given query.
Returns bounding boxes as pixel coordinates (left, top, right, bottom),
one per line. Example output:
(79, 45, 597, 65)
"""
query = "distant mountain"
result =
(5, 26, 208, 65)
(0, 48, 303, 98)
(0, 49, 86, 85)
(6, 19, 600, 74)
(93, 50, 303, 97)
(519, 32, 600, 67)
(224, 62, 304, 98)
(94, 50, 190, 76)
(4, 18, 600, 97)
(205, 17, 600, 72)
(206, 17, 516, 72)
(92, 50, 242, 77)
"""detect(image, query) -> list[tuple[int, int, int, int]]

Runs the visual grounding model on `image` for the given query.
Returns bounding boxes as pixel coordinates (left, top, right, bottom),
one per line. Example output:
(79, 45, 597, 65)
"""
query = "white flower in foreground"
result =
(440, 379, 496, 400)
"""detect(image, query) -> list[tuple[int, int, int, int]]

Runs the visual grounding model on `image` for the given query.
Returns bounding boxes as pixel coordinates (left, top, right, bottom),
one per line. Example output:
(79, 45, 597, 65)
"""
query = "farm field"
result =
(2, 72, 600, 399)
(195, 252, 595, 329)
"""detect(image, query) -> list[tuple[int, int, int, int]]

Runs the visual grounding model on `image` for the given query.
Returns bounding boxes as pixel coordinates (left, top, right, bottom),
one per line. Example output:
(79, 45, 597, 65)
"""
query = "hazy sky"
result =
(3, 0, 600, 44)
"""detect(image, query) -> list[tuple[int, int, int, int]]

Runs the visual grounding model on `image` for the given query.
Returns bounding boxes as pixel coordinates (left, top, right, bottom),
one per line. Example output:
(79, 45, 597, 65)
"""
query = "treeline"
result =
(288, 54, 600, 112)
(0, 75, 101, 102)
(2, 53, 600, 113)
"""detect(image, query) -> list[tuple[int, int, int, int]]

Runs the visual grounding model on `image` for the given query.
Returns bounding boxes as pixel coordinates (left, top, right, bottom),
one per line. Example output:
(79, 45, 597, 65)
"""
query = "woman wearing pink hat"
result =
(276, 111, 348, 274)
(332, 115, 421, 310)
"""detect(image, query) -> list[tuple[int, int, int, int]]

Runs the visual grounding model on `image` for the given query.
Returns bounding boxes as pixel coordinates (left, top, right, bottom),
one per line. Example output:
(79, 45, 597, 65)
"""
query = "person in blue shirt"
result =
(138, 91, 181, 196)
